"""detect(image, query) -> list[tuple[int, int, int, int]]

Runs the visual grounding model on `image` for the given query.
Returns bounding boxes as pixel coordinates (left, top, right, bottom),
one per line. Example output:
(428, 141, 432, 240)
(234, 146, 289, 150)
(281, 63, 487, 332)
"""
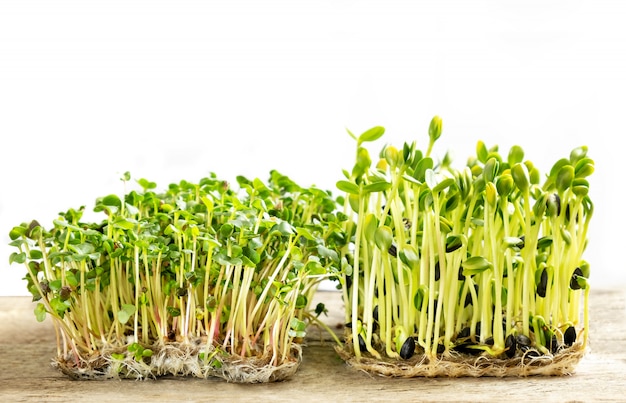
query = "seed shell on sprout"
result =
(505, 334, 517, 358)
(537, 268, 548, 298)
(548, 333, 560, 354)
(464, 284, 479, 307)
(400, 337, 416, 360)
(570, 267, 584, 290)
(453, 343, 482, 356)
(358, 334, 367, 352)
(516, 334, 532, 348)
(388, 244, 397, 258)
(564, 326, 577, 346)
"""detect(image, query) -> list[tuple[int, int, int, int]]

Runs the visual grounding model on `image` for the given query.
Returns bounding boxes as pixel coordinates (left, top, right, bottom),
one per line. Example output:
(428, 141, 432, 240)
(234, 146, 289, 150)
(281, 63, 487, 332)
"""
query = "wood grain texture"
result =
(1, 288, 624, 402)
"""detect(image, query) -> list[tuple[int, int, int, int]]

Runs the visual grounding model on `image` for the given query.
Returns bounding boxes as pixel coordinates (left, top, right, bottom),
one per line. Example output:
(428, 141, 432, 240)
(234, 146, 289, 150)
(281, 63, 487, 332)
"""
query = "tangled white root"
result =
(52, 339, 302, 383)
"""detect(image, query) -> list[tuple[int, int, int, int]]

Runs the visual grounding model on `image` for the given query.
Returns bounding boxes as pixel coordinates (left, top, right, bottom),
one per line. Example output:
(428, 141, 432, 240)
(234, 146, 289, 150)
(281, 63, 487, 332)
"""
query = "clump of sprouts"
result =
(9, 170, 344, 382)
(335, 117, 593, 377)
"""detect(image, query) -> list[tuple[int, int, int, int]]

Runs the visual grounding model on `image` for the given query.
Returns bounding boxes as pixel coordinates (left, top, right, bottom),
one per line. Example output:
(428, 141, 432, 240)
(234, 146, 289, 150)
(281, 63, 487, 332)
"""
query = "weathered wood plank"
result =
(1, 288, 624, 402)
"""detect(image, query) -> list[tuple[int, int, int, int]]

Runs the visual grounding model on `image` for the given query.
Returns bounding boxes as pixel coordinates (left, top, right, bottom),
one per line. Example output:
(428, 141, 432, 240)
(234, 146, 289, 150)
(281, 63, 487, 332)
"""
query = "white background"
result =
(1, 0, 625, 296)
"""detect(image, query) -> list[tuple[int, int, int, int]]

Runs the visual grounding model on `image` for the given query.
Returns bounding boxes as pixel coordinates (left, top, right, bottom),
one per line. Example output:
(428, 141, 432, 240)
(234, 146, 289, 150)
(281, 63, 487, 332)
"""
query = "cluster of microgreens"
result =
(7, 116, 594, 380)
(9, 170, 344, 380)
(336, 116, 593, 362)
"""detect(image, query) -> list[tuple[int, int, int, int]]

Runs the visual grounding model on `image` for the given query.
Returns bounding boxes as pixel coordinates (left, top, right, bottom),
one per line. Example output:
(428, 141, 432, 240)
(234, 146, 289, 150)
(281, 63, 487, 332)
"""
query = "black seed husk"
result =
(464, 284, 479, 307)
(400, 337, 416, 359)
(454, 343, 482, 356)
(358, 334, 366, 352)
(537, 268, 548, 297)
(445, 237, 462, 253)
(388, 244, 397, 258)
(547, 333, 560, 354)
(516, 334, 532, 348)
(570, 267, 583, 290)
(564, 326, 577, 346)
(458, 265, 465, 281)
(505, 334, 517, 358)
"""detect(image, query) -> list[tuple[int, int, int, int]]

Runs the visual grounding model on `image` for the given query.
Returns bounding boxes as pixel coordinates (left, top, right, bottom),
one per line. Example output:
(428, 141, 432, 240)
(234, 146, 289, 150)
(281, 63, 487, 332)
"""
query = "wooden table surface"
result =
(1, 288, 625, 402)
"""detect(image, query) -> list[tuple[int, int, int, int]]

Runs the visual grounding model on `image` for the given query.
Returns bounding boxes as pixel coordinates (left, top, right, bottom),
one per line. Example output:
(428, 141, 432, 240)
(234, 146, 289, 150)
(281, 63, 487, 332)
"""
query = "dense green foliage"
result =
(9, 170, 344, 372)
